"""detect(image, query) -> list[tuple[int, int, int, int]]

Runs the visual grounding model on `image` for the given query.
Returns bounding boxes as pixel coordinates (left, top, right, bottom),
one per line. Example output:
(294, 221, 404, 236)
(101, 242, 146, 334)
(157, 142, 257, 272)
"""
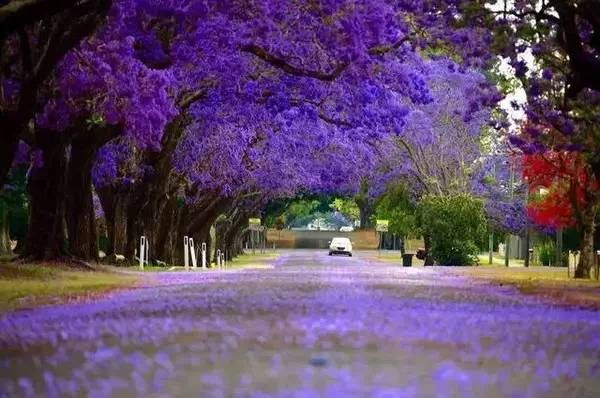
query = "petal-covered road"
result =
(2, 250, 600, 397)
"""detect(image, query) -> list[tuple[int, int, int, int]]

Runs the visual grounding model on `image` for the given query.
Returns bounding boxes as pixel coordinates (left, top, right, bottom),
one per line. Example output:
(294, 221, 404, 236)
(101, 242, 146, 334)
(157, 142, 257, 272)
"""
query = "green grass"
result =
(226, 251, 280, 269)
(363, 252, 527, 268)
(123, 265, 182, 272)
(121, 251, 281, 272)
(0, 262, 137, 312)
(361, 251, 425, 266)
(371, 252, 403, 264)
(477, 254, 525, 267)
(459, 266, 600, 286)
(446, 266, 600, 307)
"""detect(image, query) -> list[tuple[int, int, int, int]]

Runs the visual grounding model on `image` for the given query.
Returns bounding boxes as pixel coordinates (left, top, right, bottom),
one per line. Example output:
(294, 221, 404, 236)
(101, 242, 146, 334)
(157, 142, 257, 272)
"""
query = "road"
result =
(2, 250, 600, 397)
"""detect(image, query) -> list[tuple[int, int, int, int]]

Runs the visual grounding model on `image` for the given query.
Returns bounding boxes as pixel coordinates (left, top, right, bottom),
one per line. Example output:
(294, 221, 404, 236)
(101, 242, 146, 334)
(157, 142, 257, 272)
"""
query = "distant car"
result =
(329, 237, 353, 256)
(339, 226, 354, 232)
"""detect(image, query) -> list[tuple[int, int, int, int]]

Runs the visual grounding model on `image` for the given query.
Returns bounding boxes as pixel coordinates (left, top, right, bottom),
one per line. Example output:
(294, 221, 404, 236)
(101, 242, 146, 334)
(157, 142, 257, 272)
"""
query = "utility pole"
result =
(488, 233, 494, 265)
(489, 160, 496, 265)
(505, 166, 514, 268)
(524, 186, 530, 268)
(556, 228, 563, 267)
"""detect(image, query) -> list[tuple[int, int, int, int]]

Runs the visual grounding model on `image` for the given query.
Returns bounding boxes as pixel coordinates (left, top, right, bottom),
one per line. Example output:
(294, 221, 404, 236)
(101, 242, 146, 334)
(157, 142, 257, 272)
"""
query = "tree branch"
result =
(176, 81, 217, 110)
(0, 0, 75, 38)
(368, 34, 414, 56)
(240, 44, 347, 82)
(0, 0, 109, 39)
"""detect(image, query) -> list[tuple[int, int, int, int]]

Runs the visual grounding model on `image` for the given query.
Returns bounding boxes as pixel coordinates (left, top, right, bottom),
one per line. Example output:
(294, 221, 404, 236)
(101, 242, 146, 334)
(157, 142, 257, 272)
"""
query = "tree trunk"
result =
(126, 114, 189, 262)
(65, 135, 98, 261)
(125, 208, 140, 261)
(153, 196, 178, 263)
(214, 219, 228, 262)
(0, 124, 20, 191)
(0, 203, 12, 255)
(399, 235, 406, 256)
(178, 196, 231, 265)
(224, 217, 248, 261)
(357, 201, 372, 229)
(355, 181, 373, 229)
(22, 136, 68, 260)
(575, 208, 596, 279)
(65, 125, 120, 261)
(423, 234, 434, 266)
(96, 186, 129, 259)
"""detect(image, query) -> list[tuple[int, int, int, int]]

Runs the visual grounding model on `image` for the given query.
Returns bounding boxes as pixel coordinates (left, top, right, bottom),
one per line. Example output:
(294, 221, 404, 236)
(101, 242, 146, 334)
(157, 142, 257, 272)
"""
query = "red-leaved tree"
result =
(523, 151, 598, 276)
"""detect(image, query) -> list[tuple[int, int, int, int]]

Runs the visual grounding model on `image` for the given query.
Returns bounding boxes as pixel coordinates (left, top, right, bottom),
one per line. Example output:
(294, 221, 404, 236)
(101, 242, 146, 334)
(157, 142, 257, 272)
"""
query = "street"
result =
(2, 250, 600, 397)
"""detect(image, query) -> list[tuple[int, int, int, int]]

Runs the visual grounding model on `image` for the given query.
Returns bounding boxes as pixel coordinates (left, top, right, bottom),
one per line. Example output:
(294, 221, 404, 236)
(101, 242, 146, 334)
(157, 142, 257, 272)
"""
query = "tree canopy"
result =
(1, 0, 598, 277)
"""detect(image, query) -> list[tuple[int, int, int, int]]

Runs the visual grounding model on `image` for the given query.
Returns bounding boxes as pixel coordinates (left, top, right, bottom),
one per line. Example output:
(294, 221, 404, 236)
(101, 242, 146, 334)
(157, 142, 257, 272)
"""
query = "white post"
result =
(145, 239, 150, 267)
(184, 236, 189, 270)
(190, 238, 197, 269)
(568, 250, 573, 278)
(201, 242, 207, 269)
(221, 252, 225, 268)
(139, 236, 146, 269)
(216, 249, 221, 268)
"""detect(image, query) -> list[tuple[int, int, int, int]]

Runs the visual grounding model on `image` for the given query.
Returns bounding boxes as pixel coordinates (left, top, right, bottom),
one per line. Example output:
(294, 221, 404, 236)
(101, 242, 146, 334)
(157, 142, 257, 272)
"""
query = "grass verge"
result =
(448, 266, 600, 308)
(477, 254, 525, 267)
(0, 261, 138, 312)
(226, 251, 280, 269)
(120, 251, 281, 272)
(366, 252, 524, 267)
(361, 251, 425, 266)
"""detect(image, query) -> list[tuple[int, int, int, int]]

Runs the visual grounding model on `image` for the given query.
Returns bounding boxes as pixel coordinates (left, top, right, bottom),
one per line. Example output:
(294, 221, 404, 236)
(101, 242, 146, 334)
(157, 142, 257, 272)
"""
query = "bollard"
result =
(596, 250, 600, 281)
(139, 236, 146, 269)
(201, 243, 207, 269)
(145, 240, 150, 267)
(216, 249, 221, 268)
(221, 252, 226, 268)
(190, 238, 197, 268)
(184, 236, 189, 270)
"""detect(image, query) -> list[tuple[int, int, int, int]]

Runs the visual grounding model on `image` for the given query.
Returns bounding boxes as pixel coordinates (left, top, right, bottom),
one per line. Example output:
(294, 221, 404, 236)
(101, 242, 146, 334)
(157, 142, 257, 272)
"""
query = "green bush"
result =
(418, 194, 486, 266)
(538, 241, 555, 266)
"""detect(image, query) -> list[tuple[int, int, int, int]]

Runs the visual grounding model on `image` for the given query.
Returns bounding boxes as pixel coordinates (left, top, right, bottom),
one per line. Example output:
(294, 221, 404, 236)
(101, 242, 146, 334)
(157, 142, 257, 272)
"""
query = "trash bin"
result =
(402, 253, 413, 267)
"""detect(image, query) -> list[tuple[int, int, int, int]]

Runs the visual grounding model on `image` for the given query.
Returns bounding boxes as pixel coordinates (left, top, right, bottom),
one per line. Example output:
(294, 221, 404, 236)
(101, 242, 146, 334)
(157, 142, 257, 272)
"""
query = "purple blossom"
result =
(1, 253, 599, 396)
(541, 68, 554, 80)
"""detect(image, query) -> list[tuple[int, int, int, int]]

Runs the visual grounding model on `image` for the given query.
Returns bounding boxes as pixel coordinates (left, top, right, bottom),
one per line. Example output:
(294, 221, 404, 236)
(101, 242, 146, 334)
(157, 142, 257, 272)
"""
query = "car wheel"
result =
(348, 253, 352, 257)
(328, 252, 332, 256)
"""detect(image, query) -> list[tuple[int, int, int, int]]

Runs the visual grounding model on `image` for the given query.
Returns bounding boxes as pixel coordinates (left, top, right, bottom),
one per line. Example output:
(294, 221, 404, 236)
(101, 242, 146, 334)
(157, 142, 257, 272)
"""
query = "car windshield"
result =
(331, 238, 350, 245)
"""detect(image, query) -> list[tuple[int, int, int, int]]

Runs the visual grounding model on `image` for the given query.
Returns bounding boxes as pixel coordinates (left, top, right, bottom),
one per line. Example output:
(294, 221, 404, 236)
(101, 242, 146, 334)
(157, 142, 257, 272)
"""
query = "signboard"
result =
(249, 218, 261, 231)
(376, 219, 389, 232)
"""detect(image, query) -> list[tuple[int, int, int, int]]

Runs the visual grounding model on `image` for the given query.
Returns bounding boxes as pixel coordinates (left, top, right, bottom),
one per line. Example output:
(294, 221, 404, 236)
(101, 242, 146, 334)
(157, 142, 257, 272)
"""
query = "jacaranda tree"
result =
(1, 0, 571, 268)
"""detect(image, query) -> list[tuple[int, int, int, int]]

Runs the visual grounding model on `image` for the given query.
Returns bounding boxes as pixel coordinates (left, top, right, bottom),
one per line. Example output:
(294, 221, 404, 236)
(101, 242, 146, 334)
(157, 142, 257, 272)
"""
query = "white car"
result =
(339, 226, 354, 232)
(329, 237, 353, 256)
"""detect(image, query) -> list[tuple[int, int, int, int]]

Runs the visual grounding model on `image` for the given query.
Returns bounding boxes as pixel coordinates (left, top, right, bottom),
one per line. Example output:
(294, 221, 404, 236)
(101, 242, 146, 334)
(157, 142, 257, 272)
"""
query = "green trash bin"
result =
(402, 253, 413, 267)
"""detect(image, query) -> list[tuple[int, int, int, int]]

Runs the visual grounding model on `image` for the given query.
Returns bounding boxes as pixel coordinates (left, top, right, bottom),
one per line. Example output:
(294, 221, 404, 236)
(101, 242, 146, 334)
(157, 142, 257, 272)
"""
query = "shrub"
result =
(538, 241, 555, 266)
(418, 194, 486, 266)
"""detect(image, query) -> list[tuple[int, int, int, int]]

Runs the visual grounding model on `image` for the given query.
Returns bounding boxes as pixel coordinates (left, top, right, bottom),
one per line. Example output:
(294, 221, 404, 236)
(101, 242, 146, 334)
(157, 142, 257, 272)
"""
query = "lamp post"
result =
(489, 161, 496, 265)
(505, 166, 514, 268)
(524, 177, 530, 268)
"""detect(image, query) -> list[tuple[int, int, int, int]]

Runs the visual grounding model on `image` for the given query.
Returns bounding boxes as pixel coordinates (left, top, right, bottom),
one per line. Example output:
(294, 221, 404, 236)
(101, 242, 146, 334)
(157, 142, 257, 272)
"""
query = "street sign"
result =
(249, 218, 261, 231)
(376, 219, 389, 232)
